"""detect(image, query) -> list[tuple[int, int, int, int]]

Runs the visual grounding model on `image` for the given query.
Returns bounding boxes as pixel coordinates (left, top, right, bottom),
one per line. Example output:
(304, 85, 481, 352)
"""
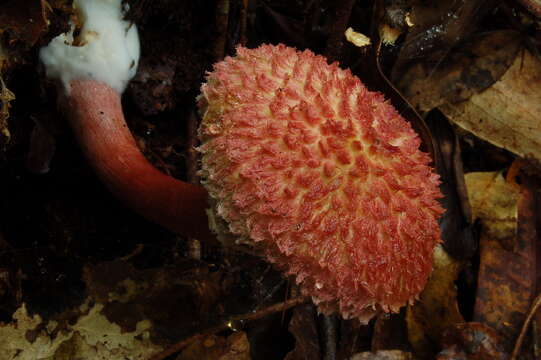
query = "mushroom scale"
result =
(198, 44, 444, 322)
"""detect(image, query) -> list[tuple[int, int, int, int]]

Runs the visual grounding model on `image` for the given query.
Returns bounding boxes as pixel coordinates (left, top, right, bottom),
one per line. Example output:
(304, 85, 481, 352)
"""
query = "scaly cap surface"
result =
(198, 44, 444, 322)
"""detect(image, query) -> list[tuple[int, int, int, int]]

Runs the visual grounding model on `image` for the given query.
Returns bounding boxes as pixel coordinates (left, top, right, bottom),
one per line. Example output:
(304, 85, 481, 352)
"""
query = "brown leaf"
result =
(350, 350, 413, 360)
(393, 0, 502, 84)
(406, 246, 464, 359)
(0, 302, 164, 359)
(83, 260, 223, 342)
(437, 322, 507, 360)
(0, 0, 48, 47)
(467, 173, 538, 352)
(465, 172, 520, 248)
(441, 50, 541, 164)
(176, 332, 251, 360)
(285, 304, 320, 360)
(398, 31, 521, 112)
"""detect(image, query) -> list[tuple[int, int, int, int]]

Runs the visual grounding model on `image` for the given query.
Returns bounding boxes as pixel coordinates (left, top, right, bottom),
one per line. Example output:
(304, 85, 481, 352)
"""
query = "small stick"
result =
(320, 314, 339, 360)
(147, 296, 308, 360)
(510, 293, 541, 360)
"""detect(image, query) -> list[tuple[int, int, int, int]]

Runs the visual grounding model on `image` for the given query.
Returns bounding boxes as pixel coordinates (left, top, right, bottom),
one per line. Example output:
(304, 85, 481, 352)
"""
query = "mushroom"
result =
(41, 0, 444, 322)
(198, 44, 444, 321)
(39, 0, 212, 240)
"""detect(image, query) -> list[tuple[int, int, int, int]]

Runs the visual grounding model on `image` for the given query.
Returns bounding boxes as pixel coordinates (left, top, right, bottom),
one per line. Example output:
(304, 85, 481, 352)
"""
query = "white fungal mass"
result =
(40, 0, 140, 94)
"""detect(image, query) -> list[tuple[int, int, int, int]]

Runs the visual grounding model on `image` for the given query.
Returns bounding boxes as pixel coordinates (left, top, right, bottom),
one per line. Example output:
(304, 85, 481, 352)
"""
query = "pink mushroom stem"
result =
(62, 78, 213, 241)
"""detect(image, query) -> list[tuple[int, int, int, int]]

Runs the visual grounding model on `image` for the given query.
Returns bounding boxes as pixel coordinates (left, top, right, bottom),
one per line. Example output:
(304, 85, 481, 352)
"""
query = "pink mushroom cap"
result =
(198, 44, 444, 321)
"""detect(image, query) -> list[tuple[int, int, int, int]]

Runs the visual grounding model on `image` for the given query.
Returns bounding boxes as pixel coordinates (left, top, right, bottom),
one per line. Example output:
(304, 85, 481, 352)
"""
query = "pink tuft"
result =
(198, 44, 444, 321)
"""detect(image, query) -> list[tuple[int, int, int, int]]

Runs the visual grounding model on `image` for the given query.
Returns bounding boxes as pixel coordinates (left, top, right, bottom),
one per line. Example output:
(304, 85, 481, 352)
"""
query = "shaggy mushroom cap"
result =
(198, 44, 444, 322)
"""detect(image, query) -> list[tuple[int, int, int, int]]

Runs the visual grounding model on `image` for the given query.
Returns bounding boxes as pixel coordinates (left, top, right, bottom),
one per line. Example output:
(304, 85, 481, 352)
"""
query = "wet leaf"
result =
(441, 50, 541, 164)
(407, 245, 464, 359)
(284, 304, 319, 360)
(176, 332, 251, 360)
(0, 302, 163, 360)
(437, 322, 507, 360)
(0, 0, 48, 47)
(393, 0, 499, 82)
(83, 260, 223, 342)
(465, 172, 520, 246)
(350, 350, 413, 360)
(398, 31, 521, 113)
(466, 172, 538, 352)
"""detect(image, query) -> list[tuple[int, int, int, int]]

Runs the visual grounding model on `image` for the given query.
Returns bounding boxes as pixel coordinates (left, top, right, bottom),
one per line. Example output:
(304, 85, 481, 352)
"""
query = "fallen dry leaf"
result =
(0, 302, 163, 360)
(466, 172, 538, 352)
(0, 0, 48, 47)
(441, 50, 541, 164)
(465, 172, 520, 247)
(406, 245, 464, 359)
(437, 322, 507, 360)
(176, 332, 251, 360)
(398, 30, 521, 112)
(350, 350, 413, 360)
(285, 304, 320, 360)
(345, 27, 371, 47)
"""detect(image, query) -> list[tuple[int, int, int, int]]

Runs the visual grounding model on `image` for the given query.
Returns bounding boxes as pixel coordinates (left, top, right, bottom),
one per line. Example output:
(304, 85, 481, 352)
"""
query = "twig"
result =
(511, 293, 541, 360)
(320, 314, 339, 360)
(147, 296, 308, 360)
